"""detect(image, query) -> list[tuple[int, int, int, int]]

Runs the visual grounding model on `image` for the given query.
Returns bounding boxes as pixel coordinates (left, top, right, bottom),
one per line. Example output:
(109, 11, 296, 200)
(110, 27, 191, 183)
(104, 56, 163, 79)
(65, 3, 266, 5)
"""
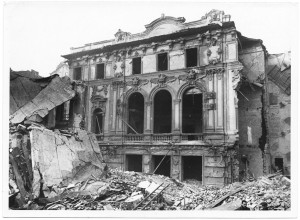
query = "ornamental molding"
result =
(126, 77, 149, 91)
(150, 73, 176, 88)
(206, 68, 225, 81)
(178, 68, 207, 92)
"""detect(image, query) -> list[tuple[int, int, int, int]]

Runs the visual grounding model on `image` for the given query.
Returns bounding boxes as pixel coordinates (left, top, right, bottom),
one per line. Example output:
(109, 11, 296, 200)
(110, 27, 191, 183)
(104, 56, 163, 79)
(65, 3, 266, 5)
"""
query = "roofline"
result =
(62, 21, 235, 60)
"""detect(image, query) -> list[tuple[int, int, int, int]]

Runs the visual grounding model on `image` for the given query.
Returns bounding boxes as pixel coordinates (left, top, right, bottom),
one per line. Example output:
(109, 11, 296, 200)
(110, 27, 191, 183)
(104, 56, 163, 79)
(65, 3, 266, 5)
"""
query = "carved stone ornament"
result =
(116, 99, 124, 116)
(206, 68, 225, 81)
(126, 76, 149, 91)
(232, 68, 243, 90)
(151, 42, 158, 52)
(178, 69, 207, 92)
(166, 40, 174, 50)
(150, 73, 176, 88)
(105, 52, 111, 60)
(127, 47, 132, 55)
(114, 29, 131, 42)
(112, 81, 125, 90)
(91, 86, 108, 112)
(207, 38, 222, 65)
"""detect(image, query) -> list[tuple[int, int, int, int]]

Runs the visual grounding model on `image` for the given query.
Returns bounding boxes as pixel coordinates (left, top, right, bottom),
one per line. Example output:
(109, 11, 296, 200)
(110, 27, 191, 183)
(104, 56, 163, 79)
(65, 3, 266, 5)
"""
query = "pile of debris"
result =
(10, 168, 291, 211)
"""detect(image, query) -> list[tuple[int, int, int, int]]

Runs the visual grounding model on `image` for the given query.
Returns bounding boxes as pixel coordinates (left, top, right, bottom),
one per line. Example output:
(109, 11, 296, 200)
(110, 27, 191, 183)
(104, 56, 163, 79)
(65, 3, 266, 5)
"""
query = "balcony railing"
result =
(95, 133, 204, 142)
(152, 133, 172, 142)
(124, 134, 145, 142)
(181, 133, 203, 141)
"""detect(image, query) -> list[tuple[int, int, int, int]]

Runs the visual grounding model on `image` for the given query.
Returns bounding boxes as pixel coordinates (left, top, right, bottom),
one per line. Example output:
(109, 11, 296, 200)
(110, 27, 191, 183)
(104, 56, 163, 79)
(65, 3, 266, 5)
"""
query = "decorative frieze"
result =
(150, 74, 176, 88)
(178, 69, 207, 92)
(126, 76, 149, 91)
(204, 103, 216, 110)
(206, 68, 225, 81)
(232, 68, 243, 90)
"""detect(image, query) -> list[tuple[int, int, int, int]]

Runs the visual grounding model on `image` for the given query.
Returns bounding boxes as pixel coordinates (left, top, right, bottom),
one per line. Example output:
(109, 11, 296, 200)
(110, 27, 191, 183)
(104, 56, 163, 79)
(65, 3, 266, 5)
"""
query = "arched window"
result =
(154, 90, 172, 133)
(128, 93, 144, 134)
(93, 108, 103, 134)
(182, 87, 203, 134)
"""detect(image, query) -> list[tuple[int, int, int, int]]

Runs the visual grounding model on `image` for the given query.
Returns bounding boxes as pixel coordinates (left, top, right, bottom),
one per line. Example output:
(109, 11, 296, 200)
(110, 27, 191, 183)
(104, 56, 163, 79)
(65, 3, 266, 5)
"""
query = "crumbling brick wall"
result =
(266, 80, 291, 176)
(238, 84, 264, 179)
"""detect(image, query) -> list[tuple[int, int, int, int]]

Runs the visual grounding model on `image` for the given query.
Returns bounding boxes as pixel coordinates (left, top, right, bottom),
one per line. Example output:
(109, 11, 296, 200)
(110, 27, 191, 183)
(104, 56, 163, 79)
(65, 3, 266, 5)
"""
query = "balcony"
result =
(96, 133, 204, 143)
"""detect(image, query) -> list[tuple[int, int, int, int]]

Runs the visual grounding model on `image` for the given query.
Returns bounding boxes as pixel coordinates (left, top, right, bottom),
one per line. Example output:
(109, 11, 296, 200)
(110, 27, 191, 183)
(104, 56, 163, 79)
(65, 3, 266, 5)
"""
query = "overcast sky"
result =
(3, 1, 298, 77)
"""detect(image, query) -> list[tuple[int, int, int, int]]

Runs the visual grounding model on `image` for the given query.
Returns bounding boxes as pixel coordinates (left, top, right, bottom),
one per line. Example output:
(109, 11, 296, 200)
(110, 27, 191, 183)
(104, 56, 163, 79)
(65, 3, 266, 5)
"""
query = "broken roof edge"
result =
(61, 22, 235, 60)
(236, 31, 268, 54)
(10, 75, 76, 125)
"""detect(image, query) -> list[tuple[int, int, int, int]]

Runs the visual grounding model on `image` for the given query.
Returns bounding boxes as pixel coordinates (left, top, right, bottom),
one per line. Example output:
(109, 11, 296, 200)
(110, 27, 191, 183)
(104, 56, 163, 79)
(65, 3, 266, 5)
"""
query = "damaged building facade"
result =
(61, 10, 291, 185)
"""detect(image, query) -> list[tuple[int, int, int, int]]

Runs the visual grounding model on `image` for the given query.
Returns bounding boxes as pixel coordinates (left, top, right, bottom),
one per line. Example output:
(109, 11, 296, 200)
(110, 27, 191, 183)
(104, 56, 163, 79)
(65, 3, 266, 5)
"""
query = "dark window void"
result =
(126, 154, 143, 172)
(182, 88, 203, 136)
(96, 64, 105, 79)
(182, 156, 202, 181)
(157, 53, 168, 71)
(186, 48, 198, 67)
(132, 57, 141, 75)
(153, 155, 171, 177)
(55, 103, 64, 122)
(128, 93, 144, 134)
(93, 108, 103, 134)
(74, 67, 82, 80)
(154, 90, 172, 133)
(275, 158, 284, 174)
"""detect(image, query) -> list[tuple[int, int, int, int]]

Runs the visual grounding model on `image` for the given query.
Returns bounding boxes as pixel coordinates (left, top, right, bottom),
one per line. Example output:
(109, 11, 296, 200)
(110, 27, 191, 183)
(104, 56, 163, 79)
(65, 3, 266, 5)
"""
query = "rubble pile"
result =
(9, 168, 291, 211)
(221, 174, 291, 210)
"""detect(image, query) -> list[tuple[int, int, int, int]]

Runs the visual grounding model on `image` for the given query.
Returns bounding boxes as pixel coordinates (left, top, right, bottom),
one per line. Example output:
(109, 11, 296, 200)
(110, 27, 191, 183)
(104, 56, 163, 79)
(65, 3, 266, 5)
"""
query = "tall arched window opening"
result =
(154, 90, 172, 133)
(182, 87, 203, 135)
(128, 93, 144, 134)
(93, 108, 103, 134)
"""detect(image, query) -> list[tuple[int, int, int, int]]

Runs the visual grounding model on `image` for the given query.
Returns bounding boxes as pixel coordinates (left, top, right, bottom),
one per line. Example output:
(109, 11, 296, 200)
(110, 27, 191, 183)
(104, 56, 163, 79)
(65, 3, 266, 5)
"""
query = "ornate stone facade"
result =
(62, 10, 269, 185)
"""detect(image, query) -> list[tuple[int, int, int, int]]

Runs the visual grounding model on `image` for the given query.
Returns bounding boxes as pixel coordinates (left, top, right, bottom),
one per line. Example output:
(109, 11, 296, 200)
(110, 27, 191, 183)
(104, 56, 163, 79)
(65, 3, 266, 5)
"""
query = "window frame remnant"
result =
(96, 63, 105, 79)
(157, 52, 168, 71)
(132, 57, 142, 75)
(186, 47, 198, 68)
(73, 67, 82, 80)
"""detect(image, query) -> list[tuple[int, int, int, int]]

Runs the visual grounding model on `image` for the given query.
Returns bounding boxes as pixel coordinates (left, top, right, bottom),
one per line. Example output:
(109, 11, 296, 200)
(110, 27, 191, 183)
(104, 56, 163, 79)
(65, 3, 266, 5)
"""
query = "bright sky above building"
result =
(3, 1, 298, 77)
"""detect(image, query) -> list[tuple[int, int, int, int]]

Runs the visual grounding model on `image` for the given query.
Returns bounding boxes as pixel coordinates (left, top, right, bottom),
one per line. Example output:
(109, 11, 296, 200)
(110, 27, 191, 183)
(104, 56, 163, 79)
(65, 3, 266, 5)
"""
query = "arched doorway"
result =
(182, 87, 203, 135)
(93, 108, 103, 134)
(153, 90, 172, 133)
(128, 92, 144, 134)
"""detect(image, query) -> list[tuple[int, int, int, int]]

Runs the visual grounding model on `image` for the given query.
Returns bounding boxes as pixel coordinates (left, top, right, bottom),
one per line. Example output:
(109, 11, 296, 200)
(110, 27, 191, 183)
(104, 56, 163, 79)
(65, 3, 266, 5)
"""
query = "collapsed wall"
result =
(9, 125, 104, 207)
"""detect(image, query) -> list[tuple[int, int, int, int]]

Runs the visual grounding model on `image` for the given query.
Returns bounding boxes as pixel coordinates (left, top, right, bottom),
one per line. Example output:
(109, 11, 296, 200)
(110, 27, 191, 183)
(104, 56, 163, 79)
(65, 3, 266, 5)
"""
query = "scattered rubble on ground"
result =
(9, 167, 290, 211)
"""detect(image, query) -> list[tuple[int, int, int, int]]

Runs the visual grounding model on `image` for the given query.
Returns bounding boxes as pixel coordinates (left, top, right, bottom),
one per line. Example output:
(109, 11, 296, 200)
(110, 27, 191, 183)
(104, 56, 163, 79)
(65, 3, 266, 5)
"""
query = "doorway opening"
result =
(126, 154, 143, 172)
(152, 155, 171, 177)
(182, 156, 202, 181)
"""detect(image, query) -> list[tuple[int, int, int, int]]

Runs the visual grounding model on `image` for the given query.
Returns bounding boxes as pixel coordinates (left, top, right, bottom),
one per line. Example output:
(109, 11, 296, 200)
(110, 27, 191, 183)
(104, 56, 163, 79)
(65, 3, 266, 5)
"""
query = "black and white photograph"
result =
(2, 1, 298, 219)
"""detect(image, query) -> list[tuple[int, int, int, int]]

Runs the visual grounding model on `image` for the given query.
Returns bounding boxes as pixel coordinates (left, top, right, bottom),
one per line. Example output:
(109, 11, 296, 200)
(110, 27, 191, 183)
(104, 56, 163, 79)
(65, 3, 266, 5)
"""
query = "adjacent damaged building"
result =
(9, 70, 104, 207)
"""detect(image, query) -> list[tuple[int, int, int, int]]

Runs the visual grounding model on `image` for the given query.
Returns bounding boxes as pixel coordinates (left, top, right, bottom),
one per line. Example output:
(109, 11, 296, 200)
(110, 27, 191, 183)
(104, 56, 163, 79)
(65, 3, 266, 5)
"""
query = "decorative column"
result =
(144, 101, 152, 141)
(173, 99, 181, 142)
(111, 82, 118, 134)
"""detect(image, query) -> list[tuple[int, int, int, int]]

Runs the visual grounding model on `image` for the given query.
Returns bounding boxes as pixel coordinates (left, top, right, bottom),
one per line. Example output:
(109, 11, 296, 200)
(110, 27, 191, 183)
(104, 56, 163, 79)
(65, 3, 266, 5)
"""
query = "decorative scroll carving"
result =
(178, 69, 207, 92)
(151, 42, 158, 52)
(232, 68, 243, 90)
(207, 38, 222, 65)
(92, 84, 108, 97)
(206, 68, 225, 81)
(204, 103, 216, 110)
(166, 40, 174, 50)
(116, 99, 124, 116)
(104, 52, 111, 60)
(112, 81, 124, 90)
(150, 73, 176, 88)
(127, 47, 132, 56)
(115, 29, 131, 42)
(91, 85, 108, 112)
(126, 77, 149, 91)
(204, 92, 216, 99)
(141, 46, 147, 55)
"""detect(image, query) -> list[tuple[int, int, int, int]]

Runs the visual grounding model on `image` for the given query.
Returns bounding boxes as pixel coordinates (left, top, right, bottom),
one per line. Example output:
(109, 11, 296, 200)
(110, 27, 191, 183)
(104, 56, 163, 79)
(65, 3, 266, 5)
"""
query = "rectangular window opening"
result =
(275, 158, 284, 174)
(152, 155, 171, 177)
(182, 156, 202, 182)
(126, 154, 143, 172)
(186, 48, 198, 67)
(132, 57, 142, 75)
(73, 67, 82, 80)
(96, 63, 105, 79)
(157, 53, 168, 71)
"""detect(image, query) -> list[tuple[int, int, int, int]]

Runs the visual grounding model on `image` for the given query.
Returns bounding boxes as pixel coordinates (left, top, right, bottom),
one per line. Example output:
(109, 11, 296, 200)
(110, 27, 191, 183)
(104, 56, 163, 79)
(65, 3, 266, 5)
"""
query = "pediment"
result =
(144, 15, 186, 38)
